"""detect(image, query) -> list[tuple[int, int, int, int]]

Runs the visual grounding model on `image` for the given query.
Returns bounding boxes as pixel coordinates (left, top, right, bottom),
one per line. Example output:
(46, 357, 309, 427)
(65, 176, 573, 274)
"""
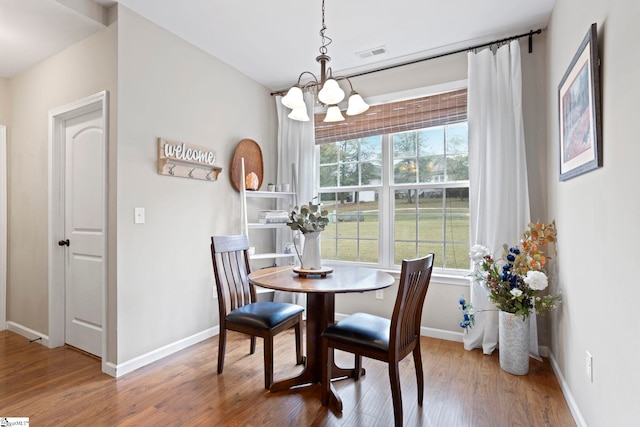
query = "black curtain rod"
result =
(271, 28, 542, 96)
(347, 28, 542, 80)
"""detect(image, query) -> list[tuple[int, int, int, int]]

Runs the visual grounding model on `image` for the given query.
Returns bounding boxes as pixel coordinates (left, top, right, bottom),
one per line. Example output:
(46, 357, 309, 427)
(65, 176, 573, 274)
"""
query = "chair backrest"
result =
(390, 254, 434, 358)
(210, 235, 256, 318)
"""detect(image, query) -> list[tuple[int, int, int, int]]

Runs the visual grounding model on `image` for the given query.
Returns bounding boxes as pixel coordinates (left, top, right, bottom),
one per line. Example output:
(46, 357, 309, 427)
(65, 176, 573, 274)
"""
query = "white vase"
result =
(498, 311, 530, 375)
(300, 231, 322, 270)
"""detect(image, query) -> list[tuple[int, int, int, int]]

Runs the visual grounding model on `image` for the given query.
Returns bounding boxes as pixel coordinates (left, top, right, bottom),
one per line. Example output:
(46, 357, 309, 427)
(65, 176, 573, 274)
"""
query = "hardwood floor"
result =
(0, 328, 575, 426)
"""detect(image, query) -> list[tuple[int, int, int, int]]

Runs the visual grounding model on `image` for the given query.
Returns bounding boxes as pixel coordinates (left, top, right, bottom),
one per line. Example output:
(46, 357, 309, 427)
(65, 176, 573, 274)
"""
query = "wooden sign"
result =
(157, 138, 222, 181)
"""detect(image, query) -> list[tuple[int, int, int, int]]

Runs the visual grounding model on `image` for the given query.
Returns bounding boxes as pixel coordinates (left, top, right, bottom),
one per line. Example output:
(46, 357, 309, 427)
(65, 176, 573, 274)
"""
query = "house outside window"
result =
(315, 88, 470, 273)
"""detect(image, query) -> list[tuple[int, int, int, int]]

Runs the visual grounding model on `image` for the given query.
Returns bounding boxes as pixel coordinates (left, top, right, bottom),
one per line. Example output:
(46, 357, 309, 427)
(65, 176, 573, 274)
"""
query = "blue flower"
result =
(502, 264, 511, 271)
(458, 295, 475, 329)
(507, 254, 516, 262)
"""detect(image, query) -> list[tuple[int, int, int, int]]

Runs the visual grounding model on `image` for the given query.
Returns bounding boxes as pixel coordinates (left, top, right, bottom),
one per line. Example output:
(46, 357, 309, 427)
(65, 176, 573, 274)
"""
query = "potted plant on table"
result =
(286, 198, 329, 270)
(461, 221, 562, 375)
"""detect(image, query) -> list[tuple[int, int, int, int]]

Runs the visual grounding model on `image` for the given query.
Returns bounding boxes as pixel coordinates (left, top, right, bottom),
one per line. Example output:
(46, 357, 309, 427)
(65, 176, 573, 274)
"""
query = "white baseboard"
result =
(335, 313, 465, 343)
(549, 351, 587, 427)
(538, 345, 550, 358)
(112, 326, 219, 378)
(420, 326, 464, 342)
(6, 321, 220, 379)
(103, 361, 117, 377)
(6, 321, 50, 347)
(333, 312, 349, 322)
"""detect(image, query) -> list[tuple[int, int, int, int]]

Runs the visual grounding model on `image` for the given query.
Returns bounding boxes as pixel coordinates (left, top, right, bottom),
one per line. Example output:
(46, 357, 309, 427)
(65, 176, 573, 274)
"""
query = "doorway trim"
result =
(0, 125, 6, 330)
(48, 91, 108, 371)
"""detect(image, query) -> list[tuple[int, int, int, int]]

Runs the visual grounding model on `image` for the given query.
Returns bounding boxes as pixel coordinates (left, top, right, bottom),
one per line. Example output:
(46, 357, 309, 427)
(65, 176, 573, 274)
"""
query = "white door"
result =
(62, 109, 105, 356)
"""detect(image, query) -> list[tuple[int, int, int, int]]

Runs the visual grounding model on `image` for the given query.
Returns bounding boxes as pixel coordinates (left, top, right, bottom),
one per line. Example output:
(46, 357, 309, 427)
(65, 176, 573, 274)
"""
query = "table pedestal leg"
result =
(269, 293, 363, 399)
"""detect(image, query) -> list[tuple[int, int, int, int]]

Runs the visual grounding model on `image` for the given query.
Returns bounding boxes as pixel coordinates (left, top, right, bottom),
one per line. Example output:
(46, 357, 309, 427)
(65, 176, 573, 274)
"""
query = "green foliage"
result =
(319, 137, 382, 190)
(392, 126, 469, 185)
(287, 198, 330, 234)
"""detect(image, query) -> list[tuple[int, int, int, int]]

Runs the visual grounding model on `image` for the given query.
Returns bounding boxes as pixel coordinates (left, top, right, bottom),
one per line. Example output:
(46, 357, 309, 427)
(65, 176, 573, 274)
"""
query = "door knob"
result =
(58, 239, 70, 247)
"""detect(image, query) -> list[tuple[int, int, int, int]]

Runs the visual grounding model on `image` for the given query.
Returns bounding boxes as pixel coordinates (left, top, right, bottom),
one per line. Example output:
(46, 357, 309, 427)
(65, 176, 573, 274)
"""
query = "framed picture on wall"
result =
(558, 23, 602, 181)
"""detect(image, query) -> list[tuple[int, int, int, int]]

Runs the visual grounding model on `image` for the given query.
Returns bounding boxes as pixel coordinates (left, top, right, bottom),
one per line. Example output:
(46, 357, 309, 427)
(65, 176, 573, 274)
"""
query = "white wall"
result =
(116, 7, 277, 363)
(6, 24, 117, 350)
(547, 0, 640, 425)
(0, 78, 9, 123)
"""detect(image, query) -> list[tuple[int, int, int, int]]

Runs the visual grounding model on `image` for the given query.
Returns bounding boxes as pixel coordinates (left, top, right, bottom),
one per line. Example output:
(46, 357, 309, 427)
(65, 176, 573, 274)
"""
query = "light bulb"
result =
(318, 79, 345, 105)
(288, 106, 310, 121)
(281, 86, 305, 109)
(324, 105, 345, 122)
(346, 91, 370, 116)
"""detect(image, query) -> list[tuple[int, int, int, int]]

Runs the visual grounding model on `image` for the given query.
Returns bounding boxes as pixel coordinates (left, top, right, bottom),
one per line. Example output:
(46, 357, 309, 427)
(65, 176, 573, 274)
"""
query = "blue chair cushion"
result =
(226, 302, 303, 330)
(322, 312, 390, 353)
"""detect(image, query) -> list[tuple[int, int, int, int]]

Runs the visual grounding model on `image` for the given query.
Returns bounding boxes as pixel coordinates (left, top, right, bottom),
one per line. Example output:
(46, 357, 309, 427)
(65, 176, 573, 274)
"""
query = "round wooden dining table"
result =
(248, 265, 395, 407)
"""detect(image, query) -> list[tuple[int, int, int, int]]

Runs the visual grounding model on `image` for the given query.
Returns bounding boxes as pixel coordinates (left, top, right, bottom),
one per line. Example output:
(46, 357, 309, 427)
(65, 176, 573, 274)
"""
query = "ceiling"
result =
(1, 0, 556, 90)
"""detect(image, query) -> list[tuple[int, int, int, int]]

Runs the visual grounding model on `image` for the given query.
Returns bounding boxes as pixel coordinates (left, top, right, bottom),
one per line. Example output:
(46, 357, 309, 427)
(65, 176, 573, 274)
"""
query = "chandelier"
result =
(280, 0, 370, 122)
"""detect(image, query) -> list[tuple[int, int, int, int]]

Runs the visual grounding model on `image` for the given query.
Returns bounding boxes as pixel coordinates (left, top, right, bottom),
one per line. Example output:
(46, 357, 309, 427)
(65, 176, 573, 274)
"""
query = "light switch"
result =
(134, 207, 145, 224)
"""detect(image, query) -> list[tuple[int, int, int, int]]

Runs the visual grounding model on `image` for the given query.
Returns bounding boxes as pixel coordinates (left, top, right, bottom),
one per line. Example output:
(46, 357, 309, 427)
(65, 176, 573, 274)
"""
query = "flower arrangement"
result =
(461, 221, 562, 328)
(458, 297, 475, 329)
(286, 198, 330, 234)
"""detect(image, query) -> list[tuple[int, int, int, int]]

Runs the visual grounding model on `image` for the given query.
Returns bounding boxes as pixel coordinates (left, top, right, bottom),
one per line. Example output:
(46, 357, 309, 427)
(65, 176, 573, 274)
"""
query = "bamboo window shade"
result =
(315, 88, 467, 144)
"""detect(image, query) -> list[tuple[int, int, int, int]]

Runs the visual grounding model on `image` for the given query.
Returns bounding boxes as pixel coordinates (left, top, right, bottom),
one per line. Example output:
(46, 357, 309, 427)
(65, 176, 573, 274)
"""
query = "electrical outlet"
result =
(586, 351, 593, 382)
(134, 207, 145, 224)
(375, 290, 384, 300)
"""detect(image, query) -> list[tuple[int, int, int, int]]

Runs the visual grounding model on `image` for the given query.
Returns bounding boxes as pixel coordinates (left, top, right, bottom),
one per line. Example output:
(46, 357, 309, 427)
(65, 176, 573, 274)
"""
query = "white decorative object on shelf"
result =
(258, 210, 289, 224)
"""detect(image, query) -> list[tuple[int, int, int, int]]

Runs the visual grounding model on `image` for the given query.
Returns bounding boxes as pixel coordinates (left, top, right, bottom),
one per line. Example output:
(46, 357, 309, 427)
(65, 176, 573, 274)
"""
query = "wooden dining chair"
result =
(210, 235, 304, 389)
(321, 254, 434, 427)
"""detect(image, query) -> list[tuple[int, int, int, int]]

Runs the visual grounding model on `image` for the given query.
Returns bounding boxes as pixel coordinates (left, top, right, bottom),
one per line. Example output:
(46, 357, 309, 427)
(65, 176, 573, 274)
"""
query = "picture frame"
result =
(558, 23, 602, 181)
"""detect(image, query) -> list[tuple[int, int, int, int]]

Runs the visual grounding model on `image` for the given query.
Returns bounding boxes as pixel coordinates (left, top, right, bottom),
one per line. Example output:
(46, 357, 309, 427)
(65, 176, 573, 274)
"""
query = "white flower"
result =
(469, 245, 491, 263)
(524, 270, 548, 290)
(510, 288, 523, 298)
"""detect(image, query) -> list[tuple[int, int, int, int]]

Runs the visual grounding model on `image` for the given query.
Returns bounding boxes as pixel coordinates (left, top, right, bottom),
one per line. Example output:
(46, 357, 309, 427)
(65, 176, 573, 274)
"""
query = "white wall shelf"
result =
(247, 223, 290, 229)
(245, 191, 296, 199)
(240, 159, 297, 264)
(250, 253, 295, 260)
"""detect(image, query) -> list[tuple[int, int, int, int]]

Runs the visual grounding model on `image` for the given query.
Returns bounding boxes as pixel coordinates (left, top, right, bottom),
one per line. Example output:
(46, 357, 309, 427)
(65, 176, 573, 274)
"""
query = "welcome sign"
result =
(158, 138, 216, 165)
(157, 138, 221, 181)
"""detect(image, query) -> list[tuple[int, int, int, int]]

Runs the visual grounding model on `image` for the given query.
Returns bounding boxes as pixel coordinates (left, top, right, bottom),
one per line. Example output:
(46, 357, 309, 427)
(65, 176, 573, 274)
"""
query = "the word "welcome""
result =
(161, 139, 216, 165)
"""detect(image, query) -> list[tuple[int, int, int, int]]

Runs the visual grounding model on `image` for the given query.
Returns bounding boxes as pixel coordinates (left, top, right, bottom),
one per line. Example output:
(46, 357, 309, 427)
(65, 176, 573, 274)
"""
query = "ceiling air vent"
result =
(356, 45, 388, 59)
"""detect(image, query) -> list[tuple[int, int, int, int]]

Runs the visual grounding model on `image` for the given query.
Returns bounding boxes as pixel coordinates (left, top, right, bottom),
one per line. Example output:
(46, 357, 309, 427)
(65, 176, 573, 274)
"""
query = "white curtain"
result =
(273, 92, 316, 305)
(275, 92, 316, 207)
(465, 40, 540, 358)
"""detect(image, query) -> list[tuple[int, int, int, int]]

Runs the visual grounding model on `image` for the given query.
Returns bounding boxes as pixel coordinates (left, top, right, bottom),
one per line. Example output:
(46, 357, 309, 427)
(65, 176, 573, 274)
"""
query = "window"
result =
(316, 89, 469, 272)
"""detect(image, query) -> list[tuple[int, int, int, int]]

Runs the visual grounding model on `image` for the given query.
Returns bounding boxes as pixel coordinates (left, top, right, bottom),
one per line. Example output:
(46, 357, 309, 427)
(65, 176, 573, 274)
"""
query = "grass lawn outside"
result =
(319, 198, 471, 269)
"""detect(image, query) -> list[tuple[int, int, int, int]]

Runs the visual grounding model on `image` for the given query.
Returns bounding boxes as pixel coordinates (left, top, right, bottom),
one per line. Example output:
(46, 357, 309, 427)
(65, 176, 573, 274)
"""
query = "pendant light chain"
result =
(319, 0, 331, 56)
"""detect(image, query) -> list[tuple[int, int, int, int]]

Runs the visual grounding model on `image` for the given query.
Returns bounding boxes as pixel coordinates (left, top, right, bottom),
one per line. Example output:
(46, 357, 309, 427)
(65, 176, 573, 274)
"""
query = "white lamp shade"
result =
(346, 92, 370, 116)
(281, 86, 306, 109)
(318, 79, 345, 105)
(324, 105, 345, 122)
(288, 106, 310, 121)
